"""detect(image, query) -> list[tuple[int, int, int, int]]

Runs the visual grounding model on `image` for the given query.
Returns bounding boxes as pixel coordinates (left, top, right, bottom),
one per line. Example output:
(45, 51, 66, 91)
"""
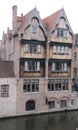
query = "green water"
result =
(0, 111, 78, 130)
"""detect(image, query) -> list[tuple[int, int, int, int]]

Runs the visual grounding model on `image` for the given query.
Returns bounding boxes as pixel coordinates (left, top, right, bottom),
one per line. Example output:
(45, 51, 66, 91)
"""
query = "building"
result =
(0, 61, 16, 117)
(73, 34, 78, 90)
(1, 5, 78, 117)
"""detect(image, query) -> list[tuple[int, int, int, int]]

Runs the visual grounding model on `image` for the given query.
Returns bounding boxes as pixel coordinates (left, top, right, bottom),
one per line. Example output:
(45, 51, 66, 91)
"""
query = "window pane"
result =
(37, 61, 40, 71)
(53, 46, 57, 53)
(24, 44, 29, 52)
(48, 101, 55, 109)
(25, 61, 28, 71)
(32, 26, 37, 33)
(37, 45, 41, 53)
(52, 62, 55, 71)
(1, 85, 9, 97)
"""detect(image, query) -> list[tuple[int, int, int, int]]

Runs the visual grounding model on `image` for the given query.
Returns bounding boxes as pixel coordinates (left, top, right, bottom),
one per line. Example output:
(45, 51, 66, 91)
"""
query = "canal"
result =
(0, 111, 78, 130)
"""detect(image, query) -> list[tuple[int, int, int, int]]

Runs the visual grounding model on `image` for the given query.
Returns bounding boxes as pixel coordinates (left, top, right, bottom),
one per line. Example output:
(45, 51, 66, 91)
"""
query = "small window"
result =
(26, 100, 35, 111)
(74, 52, 77, 61)
(64, 63, 67, 72)
(1, 85, 9, 97)
(57, 46, 60, 53)
(57, 28, 67, 38)
(25, 61, 28, 71)
(65, 46, 68, 54)
(53, 46, 57, 53)
(63, 30, 67, 38)
(60, 100, 67, 108)
(32, 26, 37, 33)
(51, 62, 55, 72)
(37, 45, 41, 53)
(48, 101, 55, 109)
(61, 46, 64, 54)
(24, 44, 29, 52)
(71, 100, 74, 105)
(23, 79, 39, 92)
(37, 62, 40, 71)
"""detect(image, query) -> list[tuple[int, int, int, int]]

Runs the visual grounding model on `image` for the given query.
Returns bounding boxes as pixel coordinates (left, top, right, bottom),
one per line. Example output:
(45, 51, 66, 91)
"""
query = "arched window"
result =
(60, 100, 67, 108)
(26, 100, 35, 111)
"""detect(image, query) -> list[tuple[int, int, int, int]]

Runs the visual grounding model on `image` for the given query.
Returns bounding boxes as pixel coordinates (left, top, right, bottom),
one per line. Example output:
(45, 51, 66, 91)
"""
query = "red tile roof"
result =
(0, 61, 15, 78)
(42, 9, 61, 31)
(17, 9, 33, 32)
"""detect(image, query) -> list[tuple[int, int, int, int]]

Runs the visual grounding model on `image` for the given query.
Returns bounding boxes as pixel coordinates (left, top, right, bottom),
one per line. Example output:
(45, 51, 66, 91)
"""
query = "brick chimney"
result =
(12, 5, 17, 35)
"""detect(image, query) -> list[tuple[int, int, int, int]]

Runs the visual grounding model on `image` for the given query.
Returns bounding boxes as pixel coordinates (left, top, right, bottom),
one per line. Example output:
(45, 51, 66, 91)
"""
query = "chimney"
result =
(12, 5, 17, 35)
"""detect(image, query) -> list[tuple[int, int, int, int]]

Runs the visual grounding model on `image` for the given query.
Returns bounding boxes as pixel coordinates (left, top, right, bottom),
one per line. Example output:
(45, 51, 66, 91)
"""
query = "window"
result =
(65, 46, 68, 54)
(32, 26, 37, 33)
(51, 62, 67, 72)
(48, 79, 54, 91)
(61, 46, 64, 54)
(74, 52, 77, 61)
(37, 62, 40, 71)
(62, 79, 68, 90)
(24, 61, 40, 72)
(53, 45, 57, 53)
(57, 28, 67, 38)
(64, 63, 67, 72)
(24, 44, 41, 54)
(51, 62, 55, 72)
(60, 100, 67, 108)
(73, 68, 77, 77)
(1, 85, 9, 97)
(25, 61, 28, 71)
(37, 45, 41, 53)
(53, 45, 69, 54)
(48, 79, 68, 91)
(71, 100, 74, 105)
(23, 79, 39, 92)
(26, 100, 35, 111)
(24, 44, 29, 52)
(48, 101, 55, 109)
(57, 46, 60, 53)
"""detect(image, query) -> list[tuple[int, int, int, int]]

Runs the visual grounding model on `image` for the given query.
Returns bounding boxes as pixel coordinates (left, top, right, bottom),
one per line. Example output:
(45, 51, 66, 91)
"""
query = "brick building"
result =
(1, 5, 78, 116)
(0, 61, 16, 117)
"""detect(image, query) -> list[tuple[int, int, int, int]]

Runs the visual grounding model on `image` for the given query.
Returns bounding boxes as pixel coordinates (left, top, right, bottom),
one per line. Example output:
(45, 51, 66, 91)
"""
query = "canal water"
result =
(0, 111, 78, 130)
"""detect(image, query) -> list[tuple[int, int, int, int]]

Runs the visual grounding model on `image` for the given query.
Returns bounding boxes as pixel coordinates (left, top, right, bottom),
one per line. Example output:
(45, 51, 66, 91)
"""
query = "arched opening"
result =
(60, 99, 67, 108)
(26, 100, 35, 111)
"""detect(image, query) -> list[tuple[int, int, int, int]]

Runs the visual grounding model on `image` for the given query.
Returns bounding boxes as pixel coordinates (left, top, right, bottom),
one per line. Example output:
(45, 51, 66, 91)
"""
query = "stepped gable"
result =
(0, 61, 15, 78)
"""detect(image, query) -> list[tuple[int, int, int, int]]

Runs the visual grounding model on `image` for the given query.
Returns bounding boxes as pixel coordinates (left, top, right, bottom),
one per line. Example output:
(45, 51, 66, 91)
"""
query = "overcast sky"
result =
(0, 0, 78, 39)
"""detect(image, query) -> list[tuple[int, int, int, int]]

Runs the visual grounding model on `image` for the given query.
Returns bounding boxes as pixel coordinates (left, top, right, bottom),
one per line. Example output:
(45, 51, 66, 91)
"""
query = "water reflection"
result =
(0, 111, 78, 130)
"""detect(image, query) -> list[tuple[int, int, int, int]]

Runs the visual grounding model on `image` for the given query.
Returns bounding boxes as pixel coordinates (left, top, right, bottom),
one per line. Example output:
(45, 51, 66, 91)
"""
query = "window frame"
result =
(1, 84, 9, 97)
(57, 28, 67, 38)
(23, 79, 39, 93)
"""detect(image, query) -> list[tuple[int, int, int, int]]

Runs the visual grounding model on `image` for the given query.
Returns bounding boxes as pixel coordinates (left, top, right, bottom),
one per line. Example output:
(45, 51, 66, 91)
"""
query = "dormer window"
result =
(57, 28, 67, 38)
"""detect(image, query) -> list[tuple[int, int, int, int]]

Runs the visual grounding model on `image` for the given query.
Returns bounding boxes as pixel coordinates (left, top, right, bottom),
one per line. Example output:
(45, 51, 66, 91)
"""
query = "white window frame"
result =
(52, 62, 55, 72)
(65, 46, 68, 54)
(57, 46, 60, 53)
(61, 46, 64, 54)
(37, 61, 40, 71)
(25, 61, 28, 71)
(37, 45, 41, 53)
(64, 63, 67, 72)
(53, 46, 57, 53)
(24, 44, 29, 52)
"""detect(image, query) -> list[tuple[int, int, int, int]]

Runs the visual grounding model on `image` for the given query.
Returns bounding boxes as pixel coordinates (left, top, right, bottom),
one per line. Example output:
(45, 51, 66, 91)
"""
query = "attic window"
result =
(57, 28, 67, 38)
(32, 26, 37, 33)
